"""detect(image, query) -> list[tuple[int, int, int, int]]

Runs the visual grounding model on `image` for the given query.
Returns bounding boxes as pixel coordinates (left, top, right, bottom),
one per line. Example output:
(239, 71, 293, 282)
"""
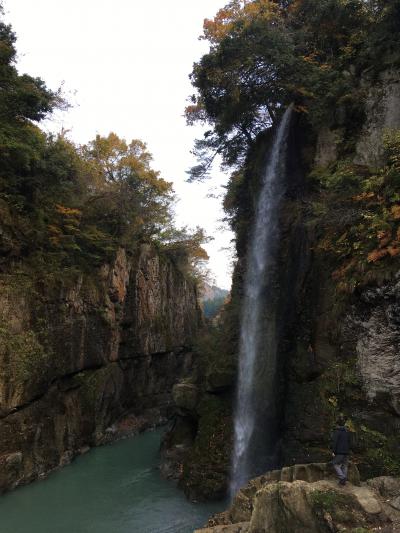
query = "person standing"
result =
(331, 416, 351, 486)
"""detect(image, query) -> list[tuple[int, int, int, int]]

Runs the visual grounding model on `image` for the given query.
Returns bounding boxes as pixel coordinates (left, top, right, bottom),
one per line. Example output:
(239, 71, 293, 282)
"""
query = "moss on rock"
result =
(181, 394, 233, 501)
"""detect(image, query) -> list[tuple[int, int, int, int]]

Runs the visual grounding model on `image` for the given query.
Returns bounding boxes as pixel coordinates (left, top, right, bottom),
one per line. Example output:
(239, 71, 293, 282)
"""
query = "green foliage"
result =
(310, 489, 371, 530)
(0, 14, 208, 285)
(195, 324, 236, 383)
(157, 226, 211, 283)
(311, 131, 400, 293)
(181, 394, 233, 500)
(186, 0, 398, 178)
(310, 489, 346, 512)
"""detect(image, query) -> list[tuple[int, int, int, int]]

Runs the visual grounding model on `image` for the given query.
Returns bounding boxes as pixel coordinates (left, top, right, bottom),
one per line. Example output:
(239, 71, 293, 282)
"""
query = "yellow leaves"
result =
(319, 63, 332, 72)
(294, 86, 315, 98)
(300, 54, 332, 71)
(294, 105, 309, 114)
(301, 53, 319, 65)
(55, 204, 81, 218)
(47, 224, 62, 235)
(390, 205, 400, 220)
(328, 396, 338, 407)
(202, 0, 278, 45)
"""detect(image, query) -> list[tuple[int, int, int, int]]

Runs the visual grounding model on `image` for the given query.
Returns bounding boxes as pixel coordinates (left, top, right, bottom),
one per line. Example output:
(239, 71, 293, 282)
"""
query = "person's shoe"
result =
(339, 478, 346, 486)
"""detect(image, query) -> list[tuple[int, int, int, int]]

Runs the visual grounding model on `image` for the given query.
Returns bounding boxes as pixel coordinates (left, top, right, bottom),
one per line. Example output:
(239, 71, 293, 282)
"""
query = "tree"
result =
(80, 133, 174, 244)
(186, 0, 377, 179)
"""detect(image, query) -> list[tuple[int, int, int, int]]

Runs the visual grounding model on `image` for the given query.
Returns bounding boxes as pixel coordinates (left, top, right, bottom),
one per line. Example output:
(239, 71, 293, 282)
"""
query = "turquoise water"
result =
(0, 430, 223, 533)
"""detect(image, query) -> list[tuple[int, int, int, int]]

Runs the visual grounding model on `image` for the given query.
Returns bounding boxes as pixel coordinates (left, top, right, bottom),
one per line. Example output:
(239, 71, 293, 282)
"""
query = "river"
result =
(0, 430, 223, 533)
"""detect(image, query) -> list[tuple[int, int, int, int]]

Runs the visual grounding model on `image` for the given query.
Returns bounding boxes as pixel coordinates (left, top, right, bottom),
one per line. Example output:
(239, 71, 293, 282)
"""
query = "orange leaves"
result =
(55, 204, 82, 218)
(367, 248, 389, 263)
(388, 246, 400, 257)
(185, 103, 207, 125)
(202, 0, 278, 45)
(301, 53, 319, 65)
(352, 191, 376, 202)
(367, 227, 400, 263)
(377, 230, 391, 248)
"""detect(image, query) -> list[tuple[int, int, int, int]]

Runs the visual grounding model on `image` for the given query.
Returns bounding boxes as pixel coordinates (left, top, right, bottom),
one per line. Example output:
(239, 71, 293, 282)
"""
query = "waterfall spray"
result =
(230, 106, 292, 498)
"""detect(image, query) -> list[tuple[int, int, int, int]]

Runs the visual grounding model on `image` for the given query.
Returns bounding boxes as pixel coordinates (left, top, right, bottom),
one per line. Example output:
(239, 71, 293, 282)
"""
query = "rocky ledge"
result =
(196, 463, 400, 533)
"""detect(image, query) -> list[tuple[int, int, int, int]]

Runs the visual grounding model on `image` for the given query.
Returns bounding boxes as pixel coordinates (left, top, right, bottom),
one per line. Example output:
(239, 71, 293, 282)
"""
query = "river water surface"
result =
(0, 430, 222, 533)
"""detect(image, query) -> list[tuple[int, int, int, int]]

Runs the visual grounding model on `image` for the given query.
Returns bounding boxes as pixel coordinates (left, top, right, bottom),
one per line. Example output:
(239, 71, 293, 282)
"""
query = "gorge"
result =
(1, 1, 400, 532)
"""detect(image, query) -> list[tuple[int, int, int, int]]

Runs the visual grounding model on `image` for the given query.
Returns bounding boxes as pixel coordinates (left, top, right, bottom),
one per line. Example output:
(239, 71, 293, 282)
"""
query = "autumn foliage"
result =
(0, 11, 208, 280)
(186, 0, 400, 179)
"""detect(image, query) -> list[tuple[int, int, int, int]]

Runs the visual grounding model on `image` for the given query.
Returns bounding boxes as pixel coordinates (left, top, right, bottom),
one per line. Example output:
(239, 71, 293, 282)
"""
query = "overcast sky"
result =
(3, 0, 234, 289)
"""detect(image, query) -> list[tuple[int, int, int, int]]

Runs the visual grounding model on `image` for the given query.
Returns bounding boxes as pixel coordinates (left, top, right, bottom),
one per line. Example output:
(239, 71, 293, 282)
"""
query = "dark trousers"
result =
(332, 454, 348, 481)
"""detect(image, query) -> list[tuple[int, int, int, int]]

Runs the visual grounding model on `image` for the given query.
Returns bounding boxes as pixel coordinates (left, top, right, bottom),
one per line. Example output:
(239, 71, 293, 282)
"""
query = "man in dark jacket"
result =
(331, 416, 351, 486)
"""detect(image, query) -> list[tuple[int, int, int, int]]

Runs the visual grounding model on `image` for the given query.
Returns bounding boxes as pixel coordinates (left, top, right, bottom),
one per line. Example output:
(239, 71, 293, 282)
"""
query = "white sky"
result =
(3, 0, 234, 289)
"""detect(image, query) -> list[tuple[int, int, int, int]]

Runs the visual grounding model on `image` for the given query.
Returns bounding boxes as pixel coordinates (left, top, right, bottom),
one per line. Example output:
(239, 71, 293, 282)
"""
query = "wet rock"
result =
(195, 524, 250, 533)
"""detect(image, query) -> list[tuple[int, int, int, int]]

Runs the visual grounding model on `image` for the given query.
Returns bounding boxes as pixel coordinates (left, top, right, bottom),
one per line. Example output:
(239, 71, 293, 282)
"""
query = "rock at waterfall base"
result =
(195, 463, 399, 533)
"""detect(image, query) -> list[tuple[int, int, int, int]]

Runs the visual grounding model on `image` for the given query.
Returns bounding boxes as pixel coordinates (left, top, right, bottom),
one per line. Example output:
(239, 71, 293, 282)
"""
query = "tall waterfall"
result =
(230, 107, 292, 497)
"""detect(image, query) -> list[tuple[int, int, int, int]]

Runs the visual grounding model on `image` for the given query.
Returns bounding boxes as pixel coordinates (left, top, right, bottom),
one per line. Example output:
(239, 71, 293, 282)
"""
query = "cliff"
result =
(164, 64, 400, 503)
(0, 244, 202, 493)
(281, 68, 400, 479)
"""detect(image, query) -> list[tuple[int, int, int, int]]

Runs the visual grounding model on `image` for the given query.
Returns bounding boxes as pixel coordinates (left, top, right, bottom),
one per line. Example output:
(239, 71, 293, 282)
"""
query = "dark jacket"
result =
(331, 426, 351, 455)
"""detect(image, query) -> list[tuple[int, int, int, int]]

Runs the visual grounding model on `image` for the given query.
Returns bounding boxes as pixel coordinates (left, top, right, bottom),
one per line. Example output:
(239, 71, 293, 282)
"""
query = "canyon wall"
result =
(0, 244, 202, 493)
(166, 68, 400, 501)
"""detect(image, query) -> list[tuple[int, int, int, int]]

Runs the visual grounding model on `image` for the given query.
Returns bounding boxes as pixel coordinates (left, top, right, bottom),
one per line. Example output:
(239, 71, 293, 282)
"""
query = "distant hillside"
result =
(200, 283, 229, 302)
(200, 283, 229, 319)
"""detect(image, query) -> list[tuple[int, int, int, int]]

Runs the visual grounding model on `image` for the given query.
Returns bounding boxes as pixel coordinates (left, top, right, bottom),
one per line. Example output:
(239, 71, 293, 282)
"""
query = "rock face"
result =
(315, 69, 400, 168)
(355, 69, 400, 167)
(0, 244, 202, 493)
(160, 69, 400, 504)
(355, 278, 400, 414)
(196, 464, 398, 533)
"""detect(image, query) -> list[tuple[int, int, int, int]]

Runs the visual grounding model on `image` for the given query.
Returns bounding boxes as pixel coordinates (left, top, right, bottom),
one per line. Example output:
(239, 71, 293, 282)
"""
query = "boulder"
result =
(367, 476, 400, 499)
(248, 479, 391, 533)
(229, 462, 360, 523)
(172, 383, 199, 412)
(203, 464, 396, 533)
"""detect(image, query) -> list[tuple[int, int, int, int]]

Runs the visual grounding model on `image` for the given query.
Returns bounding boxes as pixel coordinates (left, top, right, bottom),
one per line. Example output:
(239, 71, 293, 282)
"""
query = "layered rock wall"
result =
(0, 244, 202, 493)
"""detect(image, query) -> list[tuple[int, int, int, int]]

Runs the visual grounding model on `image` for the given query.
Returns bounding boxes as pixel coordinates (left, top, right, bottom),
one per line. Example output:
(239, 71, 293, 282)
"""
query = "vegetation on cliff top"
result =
(0, 7, 208, 282)
(186, 0, 400, 179)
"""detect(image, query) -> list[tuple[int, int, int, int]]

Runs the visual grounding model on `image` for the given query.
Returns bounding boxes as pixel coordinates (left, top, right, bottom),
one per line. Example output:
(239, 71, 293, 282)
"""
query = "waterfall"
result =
(230, 106, 292, 497)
